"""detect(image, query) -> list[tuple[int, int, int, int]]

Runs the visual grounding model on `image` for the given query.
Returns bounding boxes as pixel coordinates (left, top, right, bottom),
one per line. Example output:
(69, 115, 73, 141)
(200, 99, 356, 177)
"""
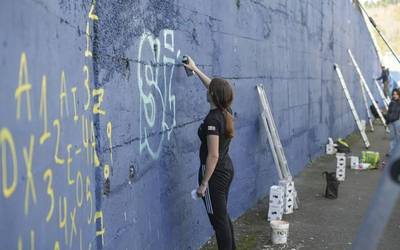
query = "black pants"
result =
(199, 162, 236, 250)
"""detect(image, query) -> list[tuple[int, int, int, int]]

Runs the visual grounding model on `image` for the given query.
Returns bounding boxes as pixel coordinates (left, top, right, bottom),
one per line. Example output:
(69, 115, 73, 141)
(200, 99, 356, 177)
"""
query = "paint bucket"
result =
(270, 220, 289, 244)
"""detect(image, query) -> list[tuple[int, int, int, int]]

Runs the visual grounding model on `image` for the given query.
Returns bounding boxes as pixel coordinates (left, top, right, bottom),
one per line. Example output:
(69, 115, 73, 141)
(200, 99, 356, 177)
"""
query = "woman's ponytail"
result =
(209, 78, 235, 139)
(223, 109, 235, 138)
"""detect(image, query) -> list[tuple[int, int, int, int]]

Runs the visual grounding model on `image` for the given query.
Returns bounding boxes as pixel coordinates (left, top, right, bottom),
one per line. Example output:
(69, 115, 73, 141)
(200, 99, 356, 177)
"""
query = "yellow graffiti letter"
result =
(43, 168, 54, 222)
(91, 122, 99, 167)
(76, 171, 83, 207)
(1, 128, 18, 198)
(59, 71, 70, 118)
(69, 207, 77, 247)
(53, 119, 64, 165)
(71, 87, 79, 123)
(86, 176, 93, 224)
(54, 241, 60, 250)
(15, 52, 32, 121)
(58, 196, 68, 244)
(85, 22, 92, 57)
(83, 66, 91, 111)
(18, 236, 22, 250)
(66, 144, 75, 185)
(39, 75, 51, 144)
(88, 1, 99, 21)
(107, 122, 113, 164)
(92, 88, 106, 116)
(81, 116, 90, 164)
(24, 135, 37, 215)
(30, 230, 35, 250)
(95, 211, 105, 246)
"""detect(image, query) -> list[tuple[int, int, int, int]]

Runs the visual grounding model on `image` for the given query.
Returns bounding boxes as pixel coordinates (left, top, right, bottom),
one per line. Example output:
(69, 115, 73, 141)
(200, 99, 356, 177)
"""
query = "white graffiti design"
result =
(137, 29, 180, 159)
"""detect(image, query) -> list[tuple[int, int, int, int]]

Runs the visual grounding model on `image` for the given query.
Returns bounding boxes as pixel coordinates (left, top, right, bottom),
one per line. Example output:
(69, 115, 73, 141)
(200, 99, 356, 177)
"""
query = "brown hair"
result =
(209, 78, 235, 138)
(392, 88, 400, 98)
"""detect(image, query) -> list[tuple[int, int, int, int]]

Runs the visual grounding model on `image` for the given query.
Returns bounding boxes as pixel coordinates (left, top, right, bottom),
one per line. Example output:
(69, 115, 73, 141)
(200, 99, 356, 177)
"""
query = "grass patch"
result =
(366, 4, 400, 55)
(236, 234, 258, 249)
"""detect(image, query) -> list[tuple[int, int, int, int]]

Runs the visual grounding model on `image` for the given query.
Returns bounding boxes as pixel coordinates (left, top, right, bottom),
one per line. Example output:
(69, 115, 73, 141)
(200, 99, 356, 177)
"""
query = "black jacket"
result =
(385, 100, 400, 124)
(377, 69, 389, 82)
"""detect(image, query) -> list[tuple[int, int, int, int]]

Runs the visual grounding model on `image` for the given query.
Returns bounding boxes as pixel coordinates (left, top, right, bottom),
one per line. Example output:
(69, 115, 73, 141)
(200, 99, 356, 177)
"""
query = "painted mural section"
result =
(0, 0, 106, 249)
(0, 0, 380, 249)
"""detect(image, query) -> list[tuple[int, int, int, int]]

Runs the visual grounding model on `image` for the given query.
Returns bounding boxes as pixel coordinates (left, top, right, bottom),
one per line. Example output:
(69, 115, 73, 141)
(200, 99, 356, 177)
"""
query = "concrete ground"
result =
(201, 124, 400, 250)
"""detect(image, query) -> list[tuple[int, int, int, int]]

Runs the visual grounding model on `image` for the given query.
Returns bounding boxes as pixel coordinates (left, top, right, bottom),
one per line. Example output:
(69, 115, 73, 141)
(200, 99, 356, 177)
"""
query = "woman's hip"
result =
(198, 164, 234, 188)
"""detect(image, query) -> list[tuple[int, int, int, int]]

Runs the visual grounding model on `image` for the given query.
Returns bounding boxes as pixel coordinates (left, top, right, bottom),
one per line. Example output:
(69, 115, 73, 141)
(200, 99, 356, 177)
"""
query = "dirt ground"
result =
(201, 124, 400, 250)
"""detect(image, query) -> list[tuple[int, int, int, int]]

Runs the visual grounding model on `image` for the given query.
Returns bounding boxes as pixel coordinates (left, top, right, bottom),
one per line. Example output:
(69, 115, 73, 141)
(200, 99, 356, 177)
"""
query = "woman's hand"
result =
(183, 56, 198, 72)
(183, 55, 211, 88)
(196, 182, 208, 197)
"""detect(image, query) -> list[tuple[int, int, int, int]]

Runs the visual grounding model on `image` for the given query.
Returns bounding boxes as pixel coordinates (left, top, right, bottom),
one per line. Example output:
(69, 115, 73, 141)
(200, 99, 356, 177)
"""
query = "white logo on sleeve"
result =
(208, 126, 216, 131)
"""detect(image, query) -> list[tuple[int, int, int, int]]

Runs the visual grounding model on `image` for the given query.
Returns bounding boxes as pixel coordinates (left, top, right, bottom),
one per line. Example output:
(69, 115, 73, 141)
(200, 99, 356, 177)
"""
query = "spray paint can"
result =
(182, 55, 194, 76)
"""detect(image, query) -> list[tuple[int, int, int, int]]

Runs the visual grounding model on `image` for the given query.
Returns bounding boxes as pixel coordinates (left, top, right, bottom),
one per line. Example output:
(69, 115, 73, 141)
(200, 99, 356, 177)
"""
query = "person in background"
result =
(384, 89, 400, 156)
(376, 66, 390, 97)
(183, 56, 236, 250)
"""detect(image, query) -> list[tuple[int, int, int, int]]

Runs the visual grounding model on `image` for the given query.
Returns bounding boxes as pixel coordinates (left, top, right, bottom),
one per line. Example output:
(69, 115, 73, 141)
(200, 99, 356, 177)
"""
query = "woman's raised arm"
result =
(183, 56, 211, 89)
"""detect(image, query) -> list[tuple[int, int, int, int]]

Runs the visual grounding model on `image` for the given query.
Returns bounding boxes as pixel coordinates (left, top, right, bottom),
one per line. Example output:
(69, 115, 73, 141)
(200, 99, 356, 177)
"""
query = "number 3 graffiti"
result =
(137, 29, 180, 159)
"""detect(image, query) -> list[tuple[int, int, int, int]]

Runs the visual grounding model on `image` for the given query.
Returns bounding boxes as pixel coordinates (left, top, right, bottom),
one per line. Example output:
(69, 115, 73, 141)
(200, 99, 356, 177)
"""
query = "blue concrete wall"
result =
(0, 0, 381, 249)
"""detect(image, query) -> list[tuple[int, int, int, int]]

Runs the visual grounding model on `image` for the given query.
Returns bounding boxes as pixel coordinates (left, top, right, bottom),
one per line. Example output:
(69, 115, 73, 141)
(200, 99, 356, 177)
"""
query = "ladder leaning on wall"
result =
(348, 49, 387, 130)
(333, 64, 371, 149)
(347, 50, 375, 132)
(256, 84, 299, 209)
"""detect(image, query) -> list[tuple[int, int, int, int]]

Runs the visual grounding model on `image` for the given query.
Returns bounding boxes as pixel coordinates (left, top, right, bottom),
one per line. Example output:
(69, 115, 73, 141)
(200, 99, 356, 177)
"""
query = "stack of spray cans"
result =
(336, 153, 346, 181)
(268, 180, 295, 221)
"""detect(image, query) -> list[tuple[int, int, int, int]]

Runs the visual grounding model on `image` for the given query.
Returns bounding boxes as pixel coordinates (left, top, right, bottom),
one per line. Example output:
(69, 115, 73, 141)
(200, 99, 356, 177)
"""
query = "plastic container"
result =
(350, 156, 359, 169)
(358, 163, 370, 170)
(361, 151, 380, 169)
(270, 220, 289, 244)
